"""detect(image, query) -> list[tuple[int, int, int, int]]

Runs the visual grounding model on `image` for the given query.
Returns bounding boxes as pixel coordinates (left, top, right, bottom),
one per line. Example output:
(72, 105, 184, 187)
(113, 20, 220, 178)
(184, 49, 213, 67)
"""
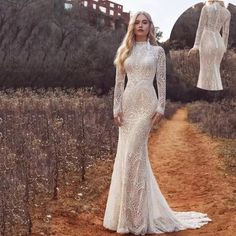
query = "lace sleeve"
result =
(155, 47, 166, 115)
(193, 6, 208, 49)
(222, 13, 231, 52)
(113, 67, 126, 117)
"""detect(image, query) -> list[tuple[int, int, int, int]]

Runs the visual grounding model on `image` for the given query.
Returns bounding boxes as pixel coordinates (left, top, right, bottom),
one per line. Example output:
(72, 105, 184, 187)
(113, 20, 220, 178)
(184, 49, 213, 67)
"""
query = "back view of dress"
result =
(192, 1, 231, 90)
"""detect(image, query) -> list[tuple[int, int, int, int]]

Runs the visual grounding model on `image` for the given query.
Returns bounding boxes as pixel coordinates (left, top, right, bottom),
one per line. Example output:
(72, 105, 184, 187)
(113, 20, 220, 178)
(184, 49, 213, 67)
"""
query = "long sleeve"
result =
(113, 67, 126, 117)
(222, 13, 231, 51)
(193, 6, 208, 49)
(155, 47, 166, 115)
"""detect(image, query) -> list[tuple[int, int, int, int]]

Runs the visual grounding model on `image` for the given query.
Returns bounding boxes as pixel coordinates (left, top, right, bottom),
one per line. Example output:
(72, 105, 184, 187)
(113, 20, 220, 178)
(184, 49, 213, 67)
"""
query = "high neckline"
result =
(135, 40, 148, 46)
(133, 40, 151, 50)
(212, 1, 222, 7)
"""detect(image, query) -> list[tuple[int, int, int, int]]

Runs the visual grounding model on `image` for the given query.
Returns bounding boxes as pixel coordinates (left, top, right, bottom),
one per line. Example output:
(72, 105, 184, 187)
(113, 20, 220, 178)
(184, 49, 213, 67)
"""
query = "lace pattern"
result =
(104, 41, 211, 235)
(113, 42, 166, 117)
(192, 2, 231, 90)
(193, 3, 231, 50)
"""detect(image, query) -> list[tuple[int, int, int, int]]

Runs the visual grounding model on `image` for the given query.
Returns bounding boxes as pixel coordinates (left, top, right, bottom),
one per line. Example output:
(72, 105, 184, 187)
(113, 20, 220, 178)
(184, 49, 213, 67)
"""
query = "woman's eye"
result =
(135, 20, 148, 25)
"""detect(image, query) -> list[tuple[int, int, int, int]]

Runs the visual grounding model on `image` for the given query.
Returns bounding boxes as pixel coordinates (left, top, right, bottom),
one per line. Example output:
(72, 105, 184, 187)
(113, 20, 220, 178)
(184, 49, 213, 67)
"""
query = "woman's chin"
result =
(135, 32, 147, 38)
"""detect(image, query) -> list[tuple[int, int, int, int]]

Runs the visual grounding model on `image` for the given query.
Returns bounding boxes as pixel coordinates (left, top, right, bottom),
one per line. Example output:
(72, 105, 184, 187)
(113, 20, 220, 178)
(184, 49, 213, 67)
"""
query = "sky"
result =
(111, 0, 236, 41)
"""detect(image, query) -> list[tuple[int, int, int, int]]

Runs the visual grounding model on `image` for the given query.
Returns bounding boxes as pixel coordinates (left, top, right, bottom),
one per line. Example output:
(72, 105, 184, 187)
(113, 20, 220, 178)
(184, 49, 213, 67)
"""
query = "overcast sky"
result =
(111, 0, 236, 41)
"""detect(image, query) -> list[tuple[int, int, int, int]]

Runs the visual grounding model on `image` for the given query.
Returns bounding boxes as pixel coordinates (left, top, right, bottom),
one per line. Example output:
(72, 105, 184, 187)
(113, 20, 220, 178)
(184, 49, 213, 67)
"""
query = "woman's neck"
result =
(135, 36, 147, 43)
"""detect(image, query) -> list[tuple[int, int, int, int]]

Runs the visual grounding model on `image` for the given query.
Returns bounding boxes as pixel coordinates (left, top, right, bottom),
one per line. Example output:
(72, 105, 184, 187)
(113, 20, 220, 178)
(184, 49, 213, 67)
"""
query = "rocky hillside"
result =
(0, 0, 126, 89)
(169, 3, 236, 49)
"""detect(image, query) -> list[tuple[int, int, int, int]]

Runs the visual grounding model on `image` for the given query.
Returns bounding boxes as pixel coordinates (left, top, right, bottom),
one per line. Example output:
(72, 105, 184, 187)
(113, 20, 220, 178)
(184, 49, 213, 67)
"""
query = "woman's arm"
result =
(193, 6, 208, 49)
(113, 67, 126, 118)
(155, 47, 166, 115)
(222, 13, 231, 52)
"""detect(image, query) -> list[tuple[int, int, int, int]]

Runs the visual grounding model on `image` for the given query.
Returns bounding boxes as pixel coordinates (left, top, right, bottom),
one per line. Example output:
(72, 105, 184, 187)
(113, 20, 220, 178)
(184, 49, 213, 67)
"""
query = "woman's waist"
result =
(126, 78, 154, 87)
(124, 83, 156, 96)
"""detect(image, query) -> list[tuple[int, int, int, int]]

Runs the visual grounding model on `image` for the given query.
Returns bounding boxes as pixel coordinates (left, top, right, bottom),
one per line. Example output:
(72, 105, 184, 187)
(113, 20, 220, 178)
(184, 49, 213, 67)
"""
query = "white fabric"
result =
(193, 2, 231, 90)
(103, 41, 212, 235)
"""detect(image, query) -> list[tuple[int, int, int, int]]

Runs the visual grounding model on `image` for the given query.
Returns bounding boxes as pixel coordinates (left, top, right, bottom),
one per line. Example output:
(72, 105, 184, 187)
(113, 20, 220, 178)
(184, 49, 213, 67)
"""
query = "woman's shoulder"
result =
(151, 45, 165, 57)
(225, 8, 231, 17)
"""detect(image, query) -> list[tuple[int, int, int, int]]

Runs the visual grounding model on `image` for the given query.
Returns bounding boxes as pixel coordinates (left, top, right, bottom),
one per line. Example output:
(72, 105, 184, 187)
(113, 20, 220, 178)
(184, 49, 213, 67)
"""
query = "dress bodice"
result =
(124, 42, 158, 84)
(205, 3, 231, 32)
(193, 2, 231, 49)
(113, 41, 166, 117)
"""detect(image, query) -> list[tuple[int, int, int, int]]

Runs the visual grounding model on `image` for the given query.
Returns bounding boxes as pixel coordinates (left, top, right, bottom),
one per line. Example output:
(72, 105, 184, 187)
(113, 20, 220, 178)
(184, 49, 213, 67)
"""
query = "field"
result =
(1, 48, 236, 235)
(0, 87, 116, 235)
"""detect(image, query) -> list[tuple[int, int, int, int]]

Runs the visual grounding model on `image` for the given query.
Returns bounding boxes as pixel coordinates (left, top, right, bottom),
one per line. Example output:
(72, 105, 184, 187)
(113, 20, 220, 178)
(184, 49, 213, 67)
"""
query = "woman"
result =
(188, 0, 231, 90)
(103, 11, 211, 235)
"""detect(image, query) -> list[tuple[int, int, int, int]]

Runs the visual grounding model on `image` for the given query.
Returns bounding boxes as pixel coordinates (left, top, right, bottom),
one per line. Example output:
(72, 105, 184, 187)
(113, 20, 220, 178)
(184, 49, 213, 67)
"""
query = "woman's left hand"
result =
(151, 112, 163, 126)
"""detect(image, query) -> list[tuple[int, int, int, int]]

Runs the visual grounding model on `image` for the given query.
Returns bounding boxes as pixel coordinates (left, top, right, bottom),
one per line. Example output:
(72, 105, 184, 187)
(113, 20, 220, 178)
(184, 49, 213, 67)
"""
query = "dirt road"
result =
(33, 108, 235, 236)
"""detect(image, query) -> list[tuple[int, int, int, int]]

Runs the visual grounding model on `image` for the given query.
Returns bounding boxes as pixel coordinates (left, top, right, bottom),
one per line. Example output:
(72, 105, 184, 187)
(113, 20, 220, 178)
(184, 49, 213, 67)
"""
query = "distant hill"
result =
(169, 3, 236, 49)
(0, 0, 126, 89)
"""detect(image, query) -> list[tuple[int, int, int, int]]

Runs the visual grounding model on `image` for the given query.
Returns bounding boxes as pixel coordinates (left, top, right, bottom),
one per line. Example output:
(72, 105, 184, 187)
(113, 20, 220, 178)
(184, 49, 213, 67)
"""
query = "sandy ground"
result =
(32, 108, 236, 236)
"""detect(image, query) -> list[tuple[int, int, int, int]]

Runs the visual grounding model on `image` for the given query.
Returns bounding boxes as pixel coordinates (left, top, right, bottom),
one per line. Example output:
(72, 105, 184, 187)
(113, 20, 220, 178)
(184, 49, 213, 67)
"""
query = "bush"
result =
(187, 99, 236, 138)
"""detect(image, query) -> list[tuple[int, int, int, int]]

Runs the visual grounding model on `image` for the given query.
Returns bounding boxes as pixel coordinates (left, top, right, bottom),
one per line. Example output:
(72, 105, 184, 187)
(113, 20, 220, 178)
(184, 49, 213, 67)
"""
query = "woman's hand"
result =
(151, 112, 163, 126)
(114, 112, 123, 127)
(188, 47, 198, 57)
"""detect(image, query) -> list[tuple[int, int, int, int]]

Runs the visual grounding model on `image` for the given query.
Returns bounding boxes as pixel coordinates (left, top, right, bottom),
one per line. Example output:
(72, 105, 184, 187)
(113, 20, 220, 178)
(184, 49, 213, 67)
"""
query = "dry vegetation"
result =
(187, 99, 236, 139)
(0, 0, 125, 91)
(0, 87, 184, 235)
(170, 48, 236, 138)
(170, 48, 236, 177)
(187, 100, 236, 177)
(163, 101, 183, 120)
(0, 87, 117, 236)
(169, 49, 236, 101)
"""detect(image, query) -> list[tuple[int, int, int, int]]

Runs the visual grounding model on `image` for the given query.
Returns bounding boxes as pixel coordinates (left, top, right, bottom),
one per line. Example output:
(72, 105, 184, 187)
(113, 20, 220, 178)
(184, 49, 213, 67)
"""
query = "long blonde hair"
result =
(114, 11, 157, 72)
(207, 0, 225, 7)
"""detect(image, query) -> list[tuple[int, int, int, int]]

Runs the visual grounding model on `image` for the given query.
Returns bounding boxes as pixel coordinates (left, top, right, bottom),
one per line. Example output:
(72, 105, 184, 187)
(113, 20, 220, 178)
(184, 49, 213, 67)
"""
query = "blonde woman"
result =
(188, 0, 231, 90)
(103, 11, 211, 235)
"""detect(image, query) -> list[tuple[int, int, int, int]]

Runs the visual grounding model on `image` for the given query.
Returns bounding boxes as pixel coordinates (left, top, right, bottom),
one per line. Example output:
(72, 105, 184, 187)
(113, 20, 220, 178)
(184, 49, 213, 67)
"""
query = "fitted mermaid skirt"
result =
(197, 29, 225, 90)
(103, 82, 211, 235)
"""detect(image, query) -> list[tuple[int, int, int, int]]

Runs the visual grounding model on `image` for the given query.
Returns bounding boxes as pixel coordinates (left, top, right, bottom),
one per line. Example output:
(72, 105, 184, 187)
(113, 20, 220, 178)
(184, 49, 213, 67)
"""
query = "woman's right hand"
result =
(114, 112, 123, 127)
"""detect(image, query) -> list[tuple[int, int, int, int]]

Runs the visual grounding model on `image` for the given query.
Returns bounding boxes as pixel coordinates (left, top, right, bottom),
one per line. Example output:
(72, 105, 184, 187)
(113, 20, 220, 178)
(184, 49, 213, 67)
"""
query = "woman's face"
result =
(133, 14, 150, 39)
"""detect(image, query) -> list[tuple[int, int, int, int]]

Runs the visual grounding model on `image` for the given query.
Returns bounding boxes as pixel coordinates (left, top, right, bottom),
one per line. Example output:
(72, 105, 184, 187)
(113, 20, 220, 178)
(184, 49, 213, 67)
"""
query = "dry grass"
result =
(187, 99, 236, 176)
(0, 87, 117, 236)
(170, 49, 236, 99)
(217, 139, 236, 176)
(164, 100, 183, 120)
(187, 99, 236, 139)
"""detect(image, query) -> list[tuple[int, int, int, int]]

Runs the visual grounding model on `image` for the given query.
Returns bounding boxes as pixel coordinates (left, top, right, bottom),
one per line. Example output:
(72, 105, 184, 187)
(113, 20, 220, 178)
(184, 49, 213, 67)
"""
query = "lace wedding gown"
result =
(103, 41, 211, 235)
(193, 2, 231, 90)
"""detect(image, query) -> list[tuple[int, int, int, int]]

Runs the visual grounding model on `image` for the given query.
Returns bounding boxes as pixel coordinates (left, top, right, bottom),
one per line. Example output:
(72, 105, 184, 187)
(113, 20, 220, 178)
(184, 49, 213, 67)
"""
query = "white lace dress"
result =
(193, 2, 231, 90)
(103, 41, 211, 235)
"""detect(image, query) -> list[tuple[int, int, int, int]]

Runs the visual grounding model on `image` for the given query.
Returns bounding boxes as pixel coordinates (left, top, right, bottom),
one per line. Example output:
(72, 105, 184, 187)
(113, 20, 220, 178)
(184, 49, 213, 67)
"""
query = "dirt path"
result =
(34, 108, 236, 236)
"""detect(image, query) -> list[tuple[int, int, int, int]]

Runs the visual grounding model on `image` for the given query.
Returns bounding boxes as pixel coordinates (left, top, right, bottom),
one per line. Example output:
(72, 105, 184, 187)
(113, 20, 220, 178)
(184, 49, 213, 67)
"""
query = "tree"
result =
(155, 26, 163, 42)
(54, 0, 65, 17)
